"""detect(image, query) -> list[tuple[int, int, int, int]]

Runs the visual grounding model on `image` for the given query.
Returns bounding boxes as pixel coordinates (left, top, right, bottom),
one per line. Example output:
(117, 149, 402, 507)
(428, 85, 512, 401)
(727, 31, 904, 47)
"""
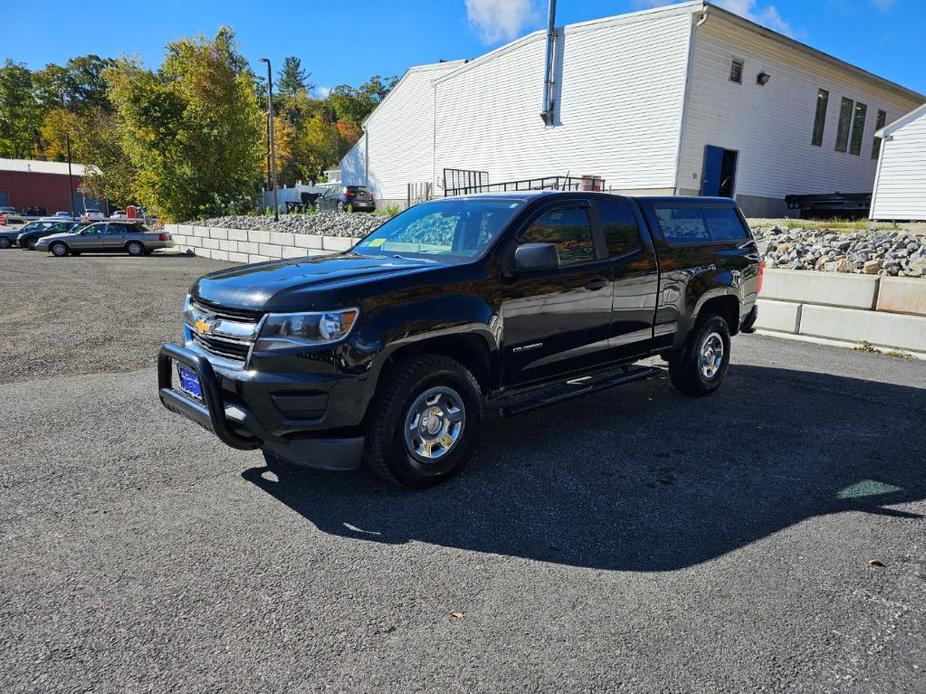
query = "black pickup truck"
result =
(159, 192, 762, 487)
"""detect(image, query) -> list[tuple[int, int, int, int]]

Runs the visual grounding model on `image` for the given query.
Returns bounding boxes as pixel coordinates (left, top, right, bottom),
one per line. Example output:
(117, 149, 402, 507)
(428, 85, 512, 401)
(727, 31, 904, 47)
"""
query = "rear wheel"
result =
(668, 315, 731, 396)
(0, 237, 10, 249)
(126, 241, 144, 256)
(50, 241, 68, 257)
(365, 354, 482, 488)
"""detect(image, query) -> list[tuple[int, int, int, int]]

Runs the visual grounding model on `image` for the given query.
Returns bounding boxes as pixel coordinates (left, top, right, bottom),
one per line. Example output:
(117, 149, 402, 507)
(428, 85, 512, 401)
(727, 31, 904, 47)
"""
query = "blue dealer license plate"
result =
(177, 364, 203, 400)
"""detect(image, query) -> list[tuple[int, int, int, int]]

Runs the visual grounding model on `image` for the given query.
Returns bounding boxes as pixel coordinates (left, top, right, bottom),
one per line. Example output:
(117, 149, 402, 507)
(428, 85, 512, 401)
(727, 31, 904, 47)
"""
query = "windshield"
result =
(354, 198, 524, 260)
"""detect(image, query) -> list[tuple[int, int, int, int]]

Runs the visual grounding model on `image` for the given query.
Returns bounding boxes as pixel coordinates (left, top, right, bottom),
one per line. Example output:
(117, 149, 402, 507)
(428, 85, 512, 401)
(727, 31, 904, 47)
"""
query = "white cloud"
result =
(315, 86, 332, 98)
(712, 0, 795, 36)
(465, 0, 539, 44)
(870, 0, 895, 10)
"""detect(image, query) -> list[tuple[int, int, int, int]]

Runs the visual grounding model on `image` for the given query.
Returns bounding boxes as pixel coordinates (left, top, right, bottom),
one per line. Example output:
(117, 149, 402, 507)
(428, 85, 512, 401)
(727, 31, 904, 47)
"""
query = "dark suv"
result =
(316, 185, 376, 213)
(159, 192, 761, 488)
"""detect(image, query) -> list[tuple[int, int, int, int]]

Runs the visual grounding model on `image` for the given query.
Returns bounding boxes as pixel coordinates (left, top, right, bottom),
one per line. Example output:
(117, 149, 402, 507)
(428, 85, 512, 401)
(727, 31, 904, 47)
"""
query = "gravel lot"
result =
(0, 247, 233, 384)
(1, 249, 924, 692)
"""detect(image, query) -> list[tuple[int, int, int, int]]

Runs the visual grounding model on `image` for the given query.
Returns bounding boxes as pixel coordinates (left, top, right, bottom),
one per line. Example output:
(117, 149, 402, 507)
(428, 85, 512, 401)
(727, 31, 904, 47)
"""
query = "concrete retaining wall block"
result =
(799, 305, 926, 352)
(755, 299, 802, 334)
(760, 269, 879, 310)
(876, 277, 926, 317)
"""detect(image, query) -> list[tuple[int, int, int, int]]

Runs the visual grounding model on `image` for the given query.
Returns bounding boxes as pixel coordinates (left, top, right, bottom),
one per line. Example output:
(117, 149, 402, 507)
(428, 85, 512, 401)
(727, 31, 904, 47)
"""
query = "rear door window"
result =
(520, 207, 596, 266)
(653, 206, 710, 243)
(653, 205, 749, 244)
(596, 198, 642, 258)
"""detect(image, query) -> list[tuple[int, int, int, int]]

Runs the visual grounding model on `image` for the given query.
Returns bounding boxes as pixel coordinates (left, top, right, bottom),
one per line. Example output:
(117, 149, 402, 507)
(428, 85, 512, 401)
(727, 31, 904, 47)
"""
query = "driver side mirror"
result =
(514, 243, 559, 272)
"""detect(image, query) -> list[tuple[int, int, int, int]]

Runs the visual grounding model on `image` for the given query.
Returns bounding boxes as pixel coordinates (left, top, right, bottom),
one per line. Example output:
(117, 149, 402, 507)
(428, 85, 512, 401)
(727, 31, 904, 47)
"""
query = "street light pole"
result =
(260, 58, 279, 221)
(65, 133, 75, 218)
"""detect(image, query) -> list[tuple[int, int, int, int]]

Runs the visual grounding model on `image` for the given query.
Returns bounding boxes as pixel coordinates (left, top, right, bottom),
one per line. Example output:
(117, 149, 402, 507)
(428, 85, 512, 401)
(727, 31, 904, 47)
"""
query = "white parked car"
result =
(82, 209, 106, 221)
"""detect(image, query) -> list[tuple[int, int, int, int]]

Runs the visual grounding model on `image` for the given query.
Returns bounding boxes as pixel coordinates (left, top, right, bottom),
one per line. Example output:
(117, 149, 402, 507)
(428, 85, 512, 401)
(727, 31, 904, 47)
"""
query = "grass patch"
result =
(885, 349, 912, 359)
(752, 218, 905, 233)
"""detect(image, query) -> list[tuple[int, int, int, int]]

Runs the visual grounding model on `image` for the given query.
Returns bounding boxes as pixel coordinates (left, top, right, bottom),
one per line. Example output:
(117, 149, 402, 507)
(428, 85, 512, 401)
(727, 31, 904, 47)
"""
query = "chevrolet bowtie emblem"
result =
(194, 317, 213, 334)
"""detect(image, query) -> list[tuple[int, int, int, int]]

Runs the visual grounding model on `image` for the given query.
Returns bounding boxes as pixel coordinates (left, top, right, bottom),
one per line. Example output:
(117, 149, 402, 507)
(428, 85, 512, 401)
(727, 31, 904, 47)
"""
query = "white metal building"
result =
(340, 1, 923, 217)
(870, 103, 926, 221)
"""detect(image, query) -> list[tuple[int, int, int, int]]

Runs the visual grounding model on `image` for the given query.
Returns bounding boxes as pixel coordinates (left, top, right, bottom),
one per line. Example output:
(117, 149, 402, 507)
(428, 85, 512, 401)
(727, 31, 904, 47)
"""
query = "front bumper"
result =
(158, 343, 364, 470)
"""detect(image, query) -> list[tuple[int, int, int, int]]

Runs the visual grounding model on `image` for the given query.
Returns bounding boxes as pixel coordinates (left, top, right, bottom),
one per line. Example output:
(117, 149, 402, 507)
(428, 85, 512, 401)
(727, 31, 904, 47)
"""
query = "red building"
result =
(0, 158, 106, 214)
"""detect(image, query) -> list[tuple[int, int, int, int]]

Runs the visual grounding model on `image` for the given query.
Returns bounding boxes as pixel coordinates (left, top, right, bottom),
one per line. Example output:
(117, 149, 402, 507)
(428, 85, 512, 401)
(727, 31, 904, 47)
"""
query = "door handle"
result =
(584, 278, 608, 291)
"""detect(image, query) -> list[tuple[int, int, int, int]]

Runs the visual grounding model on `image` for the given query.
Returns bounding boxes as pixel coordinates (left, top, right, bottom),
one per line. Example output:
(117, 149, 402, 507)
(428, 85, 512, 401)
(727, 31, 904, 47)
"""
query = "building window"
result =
(835, 97, 853, 153)
(729, 59, 744, 84)
(849, 102, 868, 156)
(811, 89, 829, 146)
(872, 110, 887, 160)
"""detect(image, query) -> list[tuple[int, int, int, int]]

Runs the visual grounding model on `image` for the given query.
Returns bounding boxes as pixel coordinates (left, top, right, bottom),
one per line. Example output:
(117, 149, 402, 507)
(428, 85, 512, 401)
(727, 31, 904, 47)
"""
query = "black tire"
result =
(364, 354, 482, 488)
(50, 241, 69, 257)
(336, 201, 345, 213)
(25, 237, 37, 250)
(668, 315, 731, 396)
(126, 241, 144, 256)
(0, 237, 10, 249)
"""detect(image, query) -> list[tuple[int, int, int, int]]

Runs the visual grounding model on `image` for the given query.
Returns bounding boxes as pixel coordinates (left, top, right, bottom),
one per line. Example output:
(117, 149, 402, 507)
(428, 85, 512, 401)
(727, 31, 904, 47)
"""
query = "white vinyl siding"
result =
(339, 61, 463, 202)
(677, 14, 922, 201)
(433, 7, 693, 192)
(870, 107, 926, 220)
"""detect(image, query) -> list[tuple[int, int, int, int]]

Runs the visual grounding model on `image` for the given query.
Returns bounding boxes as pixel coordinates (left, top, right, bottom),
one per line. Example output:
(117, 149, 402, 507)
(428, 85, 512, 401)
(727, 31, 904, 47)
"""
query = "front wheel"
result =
(668, 315, 731, 396)
(50, 241, 69, 257)
(0, 237, 11, 249)
(364, 355, 482, 488)
(25, 237, 37, 250)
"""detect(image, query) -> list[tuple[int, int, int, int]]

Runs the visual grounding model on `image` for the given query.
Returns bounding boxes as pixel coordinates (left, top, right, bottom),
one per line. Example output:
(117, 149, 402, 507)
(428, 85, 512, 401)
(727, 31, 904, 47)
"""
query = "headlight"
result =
(256, 308, 359, 350)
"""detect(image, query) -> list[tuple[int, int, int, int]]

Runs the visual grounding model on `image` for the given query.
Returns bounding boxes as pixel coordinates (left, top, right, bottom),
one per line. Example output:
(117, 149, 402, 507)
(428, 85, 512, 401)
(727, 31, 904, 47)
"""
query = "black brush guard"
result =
(158, 343, 262, 451)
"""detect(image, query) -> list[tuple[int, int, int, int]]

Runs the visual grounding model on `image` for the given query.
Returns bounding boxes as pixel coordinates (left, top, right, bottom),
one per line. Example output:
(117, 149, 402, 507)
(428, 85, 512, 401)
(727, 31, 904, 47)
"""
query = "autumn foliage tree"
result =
(107, 29, 264, 220)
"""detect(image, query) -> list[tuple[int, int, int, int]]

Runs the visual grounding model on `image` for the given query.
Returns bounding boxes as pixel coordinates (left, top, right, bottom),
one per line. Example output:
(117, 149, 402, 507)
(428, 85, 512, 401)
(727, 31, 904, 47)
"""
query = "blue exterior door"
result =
(700, 145, 724, 196)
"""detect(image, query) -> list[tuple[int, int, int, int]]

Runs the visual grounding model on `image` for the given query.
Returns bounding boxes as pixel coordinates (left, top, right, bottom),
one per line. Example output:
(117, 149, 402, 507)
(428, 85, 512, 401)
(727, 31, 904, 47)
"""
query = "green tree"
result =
(327, 73, 397, 128)
(0, 60, 43, 158)
(107, 29, 264, 220)
(34, 56, 116, 114)
(278, 56, 313, 97)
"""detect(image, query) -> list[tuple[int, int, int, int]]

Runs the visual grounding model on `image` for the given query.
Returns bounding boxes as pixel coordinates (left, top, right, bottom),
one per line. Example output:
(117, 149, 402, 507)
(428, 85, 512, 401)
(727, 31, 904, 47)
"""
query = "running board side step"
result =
(496, 364, 663, 417)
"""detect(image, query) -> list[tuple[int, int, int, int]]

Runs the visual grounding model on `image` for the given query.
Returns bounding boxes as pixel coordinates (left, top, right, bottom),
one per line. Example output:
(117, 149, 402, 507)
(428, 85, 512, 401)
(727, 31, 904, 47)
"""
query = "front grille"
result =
(191, 332, 252, 361)
(188, 300, 261, 362)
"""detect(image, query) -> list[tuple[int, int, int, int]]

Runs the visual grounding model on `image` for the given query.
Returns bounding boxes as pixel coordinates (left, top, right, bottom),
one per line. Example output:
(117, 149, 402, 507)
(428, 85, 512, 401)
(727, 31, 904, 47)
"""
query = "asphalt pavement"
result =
(1, 249, 924, 692)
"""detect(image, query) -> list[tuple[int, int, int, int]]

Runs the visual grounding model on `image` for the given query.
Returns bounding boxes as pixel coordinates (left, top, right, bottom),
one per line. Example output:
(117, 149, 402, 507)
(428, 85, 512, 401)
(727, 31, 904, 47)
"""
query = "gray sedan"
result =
(36, 222, 175, 257)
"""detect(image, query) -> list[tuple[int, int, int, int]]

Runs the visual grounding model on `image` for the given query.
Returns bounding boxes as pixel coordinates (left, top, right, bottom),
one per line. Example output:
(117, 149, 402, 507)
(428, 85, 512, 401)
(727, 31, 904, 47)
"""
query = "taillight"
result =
(756, 260, 765, 294)
(159, 232, 171, 241)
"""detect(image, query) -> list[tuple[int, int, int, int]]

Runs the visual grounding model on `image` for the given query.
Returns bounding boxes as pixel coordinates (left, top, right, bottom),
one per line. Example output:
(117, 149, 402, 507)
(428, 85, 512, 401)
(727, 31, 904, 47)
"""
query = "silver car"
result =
(36, 221, 175, 257)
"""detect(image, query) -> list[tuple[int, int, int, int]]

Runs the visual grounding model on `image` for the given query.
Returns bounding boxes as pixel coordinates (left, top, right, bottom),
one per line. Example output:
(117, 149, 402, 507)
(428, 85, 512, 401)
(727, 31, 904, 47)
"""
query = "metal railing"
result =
(444, 174, 605, 197)
(442, 168, 489, 195)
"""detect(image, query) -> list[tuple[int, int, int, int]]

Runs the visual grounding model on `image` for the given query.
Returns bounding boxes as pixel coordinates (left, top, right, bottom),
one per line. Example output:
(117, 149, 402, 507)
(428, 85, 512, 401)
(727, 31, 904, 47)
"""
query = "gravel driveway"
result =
(1, 250, 924, 692)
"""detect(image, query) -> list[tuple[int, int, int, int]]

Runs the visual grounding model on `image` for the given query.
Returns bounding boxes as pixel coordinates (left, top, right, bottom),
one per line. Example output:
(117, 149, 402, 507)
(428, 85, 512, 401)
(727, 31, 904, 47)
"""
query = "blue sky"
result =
(4, 0, 925, 95)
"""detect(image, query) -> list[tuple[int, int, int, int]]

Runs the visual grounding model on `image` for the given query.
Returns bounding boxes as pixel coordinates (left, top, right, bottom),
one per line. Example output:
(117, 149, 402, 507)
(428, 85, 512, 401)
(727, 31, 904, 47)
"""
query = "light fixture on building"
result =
(757, 71, 771, 86)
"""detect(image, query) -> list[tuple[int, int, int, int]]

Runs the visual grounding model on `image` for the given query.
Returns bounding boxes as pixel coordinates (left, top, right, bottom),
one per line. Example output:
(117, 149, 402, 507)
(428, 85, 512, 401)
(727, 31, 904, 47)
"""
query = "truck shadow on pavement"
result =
(242, 364, 926, 572)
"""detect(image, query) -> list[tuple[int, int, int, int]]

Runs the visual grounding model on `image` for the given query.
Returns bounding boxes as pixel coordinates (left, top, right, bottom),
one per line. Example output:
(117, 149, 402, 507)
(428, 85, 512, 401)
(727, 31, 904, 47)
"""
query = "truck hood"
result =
(193, 252, 448, 312)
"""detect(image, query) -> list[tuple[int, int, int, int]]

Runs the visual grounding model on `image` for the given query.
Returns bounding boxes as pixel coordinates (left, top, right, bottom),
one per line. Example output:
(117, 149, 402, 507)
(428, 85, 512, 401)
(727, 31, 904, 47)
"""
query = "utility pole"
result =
(66, 133, 76, 218)
(259, 58, 279, 221)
